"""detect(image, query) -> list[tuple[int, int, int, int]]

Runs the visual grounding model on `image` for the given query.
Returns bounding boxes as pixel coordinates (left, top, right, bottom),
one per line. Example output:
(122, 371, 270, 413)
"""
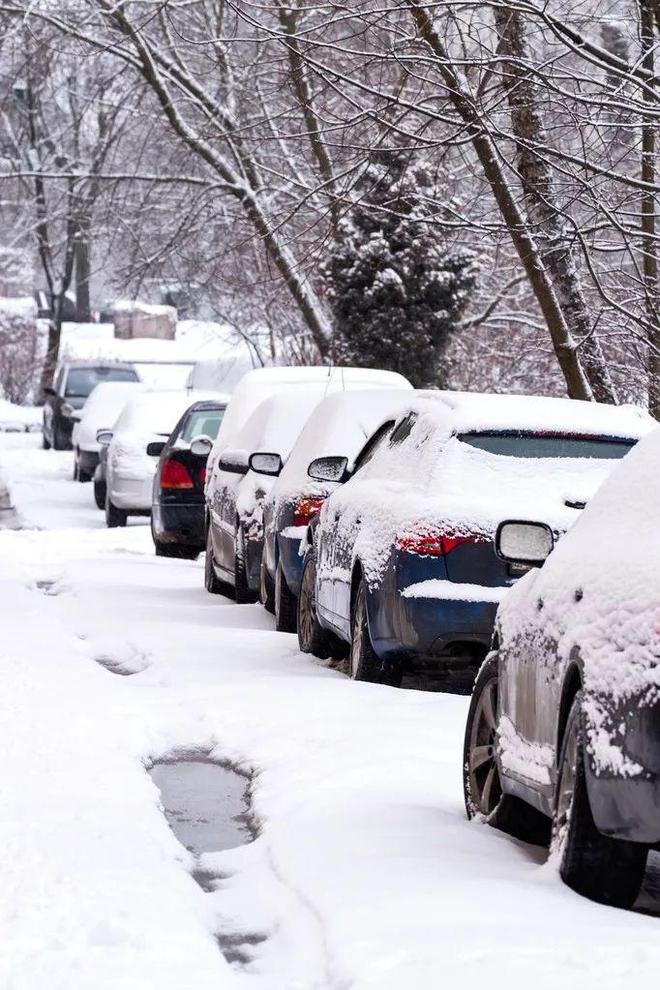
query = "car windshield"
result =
(65, 366, 138, 398)
(459, 431, 635, 460)
(179, 407, 225, 443)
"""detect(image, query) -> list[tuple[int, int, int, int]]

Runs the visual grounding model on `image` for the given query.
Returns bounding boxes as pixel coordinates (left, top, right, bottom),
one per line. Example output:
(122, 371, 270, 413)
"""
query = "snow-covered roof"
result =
(73, 382, 146, 451)
(113, 390, 218, 438)
(409, 390, 653, 439)
(273, 388, 414, 499)
(214, 365, 411, 452)
(232, 389, 329, 458)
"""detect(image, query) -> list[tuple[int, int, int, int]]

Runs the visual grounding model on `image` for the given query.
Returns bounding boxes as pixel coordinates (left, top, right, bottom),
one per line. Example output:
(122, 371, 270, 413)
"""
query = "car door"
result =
(332, 420, 398, 627)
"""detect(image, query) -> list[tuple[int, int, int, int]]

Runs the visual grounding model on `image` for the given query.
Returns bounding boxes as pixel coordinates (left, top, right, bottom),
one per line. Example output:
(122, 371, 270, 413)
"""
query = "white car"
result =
(72, 381, 145, 485)
(103, 390, 216, 527)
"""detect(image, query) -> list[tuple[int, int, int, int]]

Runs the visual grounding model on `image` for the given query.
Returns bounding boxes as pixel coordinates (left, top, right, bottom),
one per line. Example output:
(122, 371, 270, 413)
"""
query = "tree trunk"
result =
(493, 5, 617, 404)
(409, 1, 593, 401)
(75, 216, 92, 323)
(639, 0, 660, 418)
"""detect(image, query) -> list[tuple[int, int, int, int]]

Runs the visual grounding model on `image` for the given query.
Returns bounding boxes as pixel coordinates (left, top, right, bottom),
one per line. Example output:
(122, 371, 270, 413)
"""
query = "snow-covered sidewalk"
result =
(2, 434, 659, 990)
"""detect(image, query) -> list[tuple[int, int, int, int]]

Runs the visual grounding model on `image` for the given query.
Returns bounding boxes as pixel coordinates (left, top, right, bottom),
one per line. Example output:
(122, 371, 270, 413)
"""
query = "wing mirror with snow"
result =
(96, 429, 113, 446)
(218, 448, 249, 475)
(146, 440, 166, 457)
(495, 520, 554, 567)
(190, 435, 213, 457)
(249, 452, 283, 477)
(307, 456, 349, 484)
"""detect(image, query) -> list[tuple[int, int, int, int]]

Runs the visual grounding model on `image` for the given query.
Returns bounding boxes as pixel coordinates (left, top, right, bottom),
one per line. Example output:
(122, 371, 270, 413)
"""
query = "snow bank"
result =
(0, 399, 41, 432)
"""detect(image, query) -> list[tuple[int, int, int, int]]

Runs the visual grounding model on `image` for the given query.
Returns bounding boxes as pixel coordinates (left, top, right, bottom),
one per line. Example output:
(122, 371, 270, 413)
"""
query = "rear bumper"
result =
(373, 579, 502, 664)
(109, 475, 153, 512)
(152, 503, 205, 548)
(587, 699, 660, 844)
(279, 530, 305, 597)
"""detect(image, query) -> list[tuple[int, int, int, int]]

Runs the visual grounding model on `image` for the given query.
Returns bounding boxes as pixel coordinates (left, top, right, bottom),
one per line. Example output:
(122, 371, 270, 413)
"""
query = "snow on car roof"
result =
(214, 365, 411, 452)
(233, 388, 331, 457)
(74, 381, 147, 450)
(408, 389, 653, 439)
(273, 388, 414, 498)
(113, 390, 219, 437)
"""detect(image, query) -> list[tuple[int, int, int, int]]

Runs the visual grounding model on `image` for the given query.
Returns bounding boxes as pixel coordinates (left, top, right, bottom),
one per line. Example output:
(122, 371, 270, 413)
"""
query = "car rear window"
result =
(178, 407, 225, 443)
(459, 431, 635, 459)
(65, 366, 139, 398)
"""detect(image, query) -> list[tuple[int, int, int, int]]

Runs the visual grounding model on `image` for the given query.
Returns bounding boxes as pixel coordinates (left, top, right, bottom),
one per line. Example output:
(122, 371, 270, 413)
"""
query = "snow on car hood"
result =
(497, 425, 660, 775)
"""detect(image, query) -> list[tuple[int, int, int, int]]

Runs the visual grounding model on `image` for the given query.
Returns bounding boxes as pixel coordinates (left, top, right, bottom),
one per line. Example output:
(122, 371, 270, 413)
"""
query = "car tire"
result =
(105, 494, 128, 528)
(275, 560, 297, 632)
(42, 430, 51, 450)
(463, 652, 550, 844)
(53, 424, 69, 451)
(349, 580, 399, 685)
(234, 525, 257, 604)
(551, 692, 648, 908)
(297, 549, 345, 659)
(78, 467, 92, 483)
(260, 561, 275, 614)
(94, 478, 106, 510)
(204, 525, 225, 595)
(73, 459, 79, 481)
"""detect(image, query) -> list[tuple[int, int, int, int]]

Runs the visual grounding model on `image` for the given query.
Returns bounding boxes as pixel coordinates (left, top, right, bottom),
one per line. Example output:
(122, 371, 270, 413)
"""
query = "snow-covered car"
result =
(261, 387, 413, 631)
(72, 381, 145, 483)
(103, 390, 215, 528)
(297, 391, 653, 686)
(205, 390, 328, 602)
(150, 398, 227, 558)
(43, 360, 140, 451)
(204, 365, 411, 603)
(463, 425, 660, 910)
(208, 365, 411, 477)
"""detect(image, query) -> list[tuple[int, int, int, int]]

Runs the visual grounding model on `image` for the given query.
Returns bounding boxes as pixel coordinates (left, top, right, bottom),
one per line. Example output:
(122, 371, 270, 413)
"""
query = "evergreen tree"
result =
(326, 152, 478, 387)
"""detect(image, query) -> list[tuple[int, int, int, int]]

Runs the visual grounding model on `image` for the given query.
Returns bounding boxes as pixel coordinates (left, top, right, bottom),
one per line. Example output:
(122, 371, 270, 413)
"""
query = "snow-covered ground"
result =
(1, 432, 659, 990)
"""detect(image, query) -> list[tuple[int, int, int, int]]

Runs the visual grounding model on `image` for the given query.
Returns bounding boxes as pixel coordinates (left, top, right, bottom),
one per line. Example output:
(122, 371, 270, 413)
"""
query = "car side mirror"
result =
(249, 452, 283, 477)
(218, 448, 249, 475)
(96, 429, 113, 446)
(307, 456, 349, 483)
(146, 440, 166, 457)
(495, 521, 554, 567)
(43, 386, 56, 397)
(190, 435, 213, 457)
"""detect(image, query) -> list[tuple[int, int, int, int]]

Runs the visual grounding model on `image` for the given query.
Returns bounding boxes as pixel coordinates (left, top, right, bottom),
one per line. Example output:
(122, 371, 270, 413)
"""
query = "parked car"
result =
(204, 366, 411, 603)
(205, 389, 326, 602)
(150, 399, 227, 558)
(261, 387, 413, 631)
(463, 425, 660, 909)
(297, 391, 653, 686)
(43, 361, 140, 450)
(101, 390, 215, 527)
(72, 381, 145, 483)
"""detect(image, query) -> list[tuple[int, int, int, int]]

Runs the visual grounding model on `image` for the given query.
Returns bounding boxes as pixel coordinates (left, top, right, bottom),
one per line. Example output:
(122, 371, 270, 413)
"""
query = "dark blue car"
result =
(297, 391, 647, 686)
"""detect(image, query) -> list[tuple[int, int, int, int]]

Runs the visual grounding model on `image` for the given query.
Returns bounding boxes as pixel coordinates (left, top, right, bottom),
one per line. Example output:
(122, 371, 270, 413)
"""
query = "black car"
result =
(43, 361, 140, 451)
(150, 400, 226, 558)
(463, 426, 659, 909)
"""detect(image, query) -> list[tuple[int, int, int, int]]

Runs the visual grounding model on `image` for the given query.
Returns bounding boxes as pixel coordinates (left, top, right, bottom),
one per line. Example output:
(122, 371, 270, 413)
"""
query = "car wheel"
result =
(73, 459, 79, 481)
(53, 424, 69, 451)
(78, 467, 92, 483)
(297, 550, 345, 659)
(234, 525, 257, 604)
(349, 580, 398, 685)
(105, 494, 127, 528)
(42, 429, 51, 450)
(551, 692, 648, 908)
(260, 561, 275, 614)
(464, 653, 550, 844)
(93, 478, 106, 510)
(275, 560, 297, 633)
(204, 525, 225, 594)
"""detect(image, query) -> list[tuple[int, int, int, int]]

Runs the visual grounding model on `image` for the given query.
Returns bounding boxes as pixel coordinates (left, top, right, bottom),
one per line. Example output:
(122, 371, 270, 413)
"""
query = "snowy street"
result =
(3, 432, 660, 990)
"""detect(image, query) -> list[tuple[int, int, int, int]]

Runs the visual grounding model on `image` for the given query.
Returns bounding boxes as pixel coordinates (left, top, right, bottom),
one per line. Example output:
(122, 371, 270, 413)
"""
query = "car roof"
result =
(58, 359, 137, 371)
(403, 390, 654, 440)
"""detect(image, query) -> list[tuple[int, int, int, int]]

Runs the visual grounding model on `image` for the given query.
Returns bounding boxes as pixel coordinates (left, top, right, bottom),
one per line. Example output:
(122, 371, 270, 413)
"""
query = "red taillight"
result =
(294, 496, 325, 527)
(161, 458, 194, 490)
(397, 531, 482, 556)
